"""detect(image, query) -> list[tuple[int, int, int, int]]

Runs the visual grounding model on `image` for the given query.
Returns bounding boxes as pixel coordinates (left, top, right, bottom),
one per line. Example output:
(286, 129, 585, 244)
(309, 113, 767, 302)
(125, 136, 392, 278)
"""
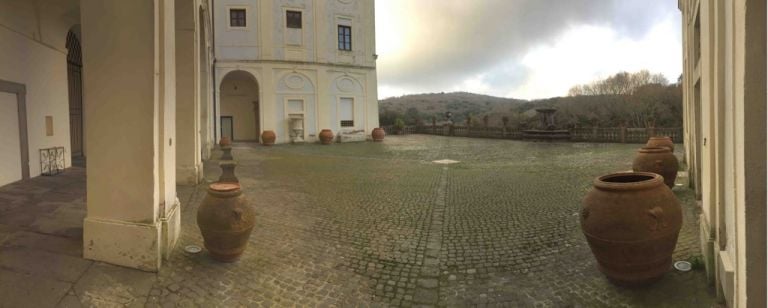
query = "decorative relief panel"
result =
(334, 75, 362, 93)
(284, 73, 305, 90)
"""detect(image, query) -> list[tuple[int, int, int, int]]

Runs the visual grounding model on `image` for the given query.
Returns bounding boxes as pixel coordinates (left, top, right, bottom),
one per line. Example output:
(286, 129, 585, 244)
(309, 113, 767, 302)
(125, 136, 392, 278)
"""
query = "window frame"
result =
(228, 8, 247, 28)
(337, 25, 352, 51)
(338, 97, 355, 128)
(286, 10, 302, 29)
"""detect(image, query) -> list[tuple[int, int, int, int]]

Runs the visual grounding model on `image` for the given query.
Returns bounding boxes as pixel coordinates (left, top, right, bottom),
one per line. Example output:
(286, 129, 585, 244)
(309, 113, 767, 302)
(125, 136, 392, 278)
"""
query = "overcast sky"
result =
(374, 0, 682, 100)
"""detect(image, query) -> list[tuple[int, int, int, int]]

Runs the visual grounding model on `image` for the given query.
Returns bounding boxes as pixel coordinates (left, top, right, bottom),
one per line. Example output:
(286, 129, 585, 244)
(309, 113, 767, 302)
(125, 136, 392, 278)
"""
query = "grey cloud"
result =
(377, 0, 678, 97)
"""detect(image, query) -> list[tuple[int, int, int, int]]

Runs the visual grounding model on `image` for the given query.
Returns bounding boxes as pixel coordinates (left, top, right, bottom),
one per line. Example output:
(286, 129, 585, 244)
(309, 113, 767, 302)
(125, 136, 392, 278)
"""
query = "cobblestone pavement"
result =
(0, 135, 717, 307)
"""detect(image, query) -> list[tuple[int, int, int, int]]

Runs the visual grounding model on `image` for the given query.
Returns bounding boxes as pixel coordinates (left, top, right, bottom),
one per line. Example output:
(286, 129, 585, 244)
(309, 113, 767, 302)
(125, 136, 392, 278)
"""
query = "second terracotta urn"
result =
(632, 146, 679, 188)
(319, 129, 334, 144)
(646, 136, 674, 152)
(261, 130, 276, 146)
(197, 183, 256, 262)
(372, 128, 385, 142)
(581, 172, 682, 286)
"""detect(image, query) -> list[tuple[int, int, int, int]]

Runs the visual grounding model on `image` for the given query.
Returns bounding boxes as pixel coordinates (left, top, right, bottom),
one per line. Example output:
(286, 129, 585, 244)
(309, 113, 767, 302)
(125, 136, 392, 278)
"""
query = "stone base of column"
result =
(176, 162, 202, 185)
(83, 201, 181, 272)
(161, 198, 181, 260)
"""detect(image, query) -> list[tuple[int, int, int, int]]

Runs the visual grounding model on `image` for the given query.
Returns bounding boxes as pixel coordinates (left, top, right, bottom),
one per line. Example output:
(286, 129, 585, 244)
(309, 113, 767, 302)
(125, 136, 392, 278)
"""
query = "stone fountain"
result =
(522, 108, 571, 140)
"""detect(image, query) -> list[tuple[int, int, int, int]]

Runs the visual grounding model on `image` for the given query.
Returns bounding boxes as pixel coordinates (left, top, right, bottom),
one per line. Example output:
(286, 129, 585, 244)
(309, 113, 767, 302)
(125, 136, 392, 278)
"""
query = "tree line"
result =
(379, 70, 682, 129)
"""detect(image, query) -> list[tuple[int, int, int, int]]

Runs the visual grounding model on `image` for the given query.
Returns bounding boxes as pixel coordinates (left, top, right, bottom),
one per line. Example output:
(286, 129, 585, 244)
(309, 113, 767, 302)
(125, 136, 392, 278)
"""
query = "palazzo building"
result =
(0, 0, 376, 271)
(679, 0, 765, 306)
(213, 0, 378, 144)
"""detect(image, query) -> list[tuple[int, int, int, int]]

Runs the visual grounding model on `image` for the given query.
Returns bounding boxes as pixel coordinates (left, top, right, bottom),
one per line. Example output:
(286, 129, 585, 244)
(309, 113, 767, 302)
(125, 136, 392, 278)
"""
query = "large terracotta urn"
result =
(581, 172, 682, 286)
(197, 183, 256, 262)
(372, 128, 385, 142)
(632, 147, 679, 188)
(319, 129, 334, 145)
(261, 130, 276, 146)
(646, 136, 674, 152)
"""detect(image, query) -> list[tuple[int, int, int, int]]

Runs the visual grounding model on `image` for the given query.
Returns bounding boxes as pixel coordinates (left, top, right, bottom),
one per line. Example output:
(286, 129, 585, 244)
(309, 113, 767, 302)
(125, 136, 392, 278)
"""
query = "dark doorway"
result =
(66, 29, 83, 158)
(221, 116, 233, 141)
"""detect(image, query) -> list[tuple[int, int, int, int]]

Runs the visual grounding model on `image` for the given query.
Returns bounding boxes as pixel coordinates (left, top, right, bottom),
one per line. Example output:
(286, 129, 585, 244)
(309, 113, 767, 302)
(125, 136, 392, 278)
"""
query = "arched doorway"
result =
(219, 70, 260, 142)
(66, 27, 84, 163)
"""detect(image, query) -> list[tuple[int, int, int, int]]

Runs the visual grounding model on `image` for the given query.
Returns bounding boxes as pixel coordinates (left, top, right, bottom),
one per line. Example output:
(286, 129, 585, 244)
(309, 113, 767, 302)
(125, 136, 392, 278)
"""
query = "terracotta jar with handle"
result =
(581, 172, 682, 286)
(319, 129, 334, 145)
(197, 183, 256, 262)
(632, 146, 679, 188)
(261, 130, 276, 146)
(646, 136, 674, 152)
(372, 128, 385, 142)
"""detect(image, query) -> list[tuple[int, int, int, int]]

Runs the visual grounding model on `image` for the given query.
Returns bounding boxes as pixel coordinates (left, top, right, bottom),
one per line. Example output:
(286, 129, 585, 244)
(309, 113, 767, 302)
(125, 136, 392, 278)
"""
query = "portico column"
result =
(175, 0, 202, 184)
(81, 0, 180, 271)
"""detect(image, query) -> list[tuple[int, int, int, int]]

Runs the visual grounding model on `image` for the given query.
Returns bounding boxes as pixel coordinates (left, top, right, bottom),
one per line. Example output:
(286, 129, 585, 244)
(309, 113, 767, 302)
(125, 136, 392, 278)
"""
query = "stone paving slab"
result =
(0, 268, 72, 307)
(0, 136, 717, 307)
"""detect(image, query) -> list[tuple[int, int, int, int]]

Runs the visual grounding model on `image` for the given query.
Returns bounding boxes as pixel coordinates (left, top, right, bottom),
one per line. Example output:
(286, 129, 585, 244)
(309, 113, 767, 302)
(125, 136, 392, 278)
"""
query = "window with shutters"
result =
(339, 98, 354, 127)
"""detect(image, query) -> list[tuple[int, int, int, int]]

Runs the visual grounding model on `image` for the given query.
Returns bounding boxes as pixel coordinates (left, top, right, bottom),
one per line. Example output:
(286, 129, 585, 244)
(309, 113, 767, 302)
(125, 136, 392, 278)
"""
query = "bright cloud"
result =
(375, 0, 682, 100)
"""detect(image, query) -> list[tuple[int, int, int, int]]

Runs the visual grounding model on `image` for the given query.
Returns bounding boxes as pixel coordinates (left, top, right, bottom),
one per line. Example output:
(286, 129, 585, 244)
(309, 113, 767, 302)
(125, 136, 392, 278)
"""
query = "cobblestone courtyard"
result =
(0, 135, 716, 307)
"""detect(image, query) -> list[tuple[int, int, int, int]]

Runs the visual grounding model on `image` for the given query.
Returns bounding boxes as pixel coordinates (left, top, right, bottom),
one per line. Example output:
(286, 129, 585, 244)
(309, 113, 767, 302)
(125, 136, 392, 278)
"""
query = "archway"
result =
(219, 70, 260, 142)
(66, 26, 84, 164)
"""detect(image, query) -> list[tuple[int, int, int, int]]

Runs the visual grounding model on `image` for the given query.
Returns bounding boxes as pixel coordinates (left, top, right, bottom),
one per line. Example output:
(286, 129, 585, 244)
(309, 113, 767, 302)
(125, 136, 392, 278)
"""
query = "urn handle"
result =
(648, 206, 664, 231)
(232, 208, 243, 220)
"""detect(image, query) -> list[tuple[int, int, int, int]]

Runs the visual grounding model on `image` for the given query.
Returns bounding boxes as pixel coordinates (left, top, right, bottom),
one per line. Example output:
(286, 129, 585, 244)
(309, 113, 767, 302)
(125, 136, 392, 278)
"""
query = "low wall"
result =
(382, 125, 683, 144)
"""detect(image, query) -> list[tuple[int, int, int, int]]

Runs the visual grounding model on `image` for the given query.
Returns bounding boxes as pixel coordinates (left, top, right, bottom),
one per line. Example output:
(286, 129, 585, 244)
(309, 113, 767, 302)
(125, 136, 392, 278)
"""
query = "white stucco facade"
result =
(679, 0, 765, 307)
(0, 1, 77, 184)
(213, 0, 379, 144)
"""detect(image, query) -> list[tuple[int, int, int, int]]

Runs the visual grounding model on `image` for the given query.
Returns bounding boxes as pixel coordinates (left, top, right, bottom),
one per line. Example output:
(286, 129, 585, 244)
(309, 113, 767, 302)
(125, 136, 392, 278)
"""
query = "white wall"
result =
(0, 1, 77, 181)
(0, 92, 21, 186)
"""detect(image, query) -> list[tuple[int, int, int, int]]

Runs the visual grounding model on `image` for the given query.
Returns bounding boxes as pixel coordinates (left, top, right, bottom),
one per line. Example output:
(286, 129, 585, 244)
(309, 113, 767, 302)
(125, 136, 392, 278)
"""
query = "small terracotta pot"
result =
(646, 136, 674, 152)
(261, 130, 276, 146)
(581, 172, 682, 286)
(319, 129, 334, 145)
(633, 147, 679, 188)
(197, 183, 256, 262)
(219, 136, 231, 147)
(372, 128, 385, 142)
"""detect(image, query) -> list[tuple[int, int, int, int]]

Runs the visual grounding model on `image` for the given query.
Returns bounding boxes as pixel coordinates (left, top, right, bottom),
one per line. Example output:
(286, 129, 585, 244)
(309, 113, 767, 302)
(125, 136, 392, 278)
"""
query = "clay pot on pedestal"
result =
(646, 136, 674, 152)
(197, 183, 256, 262)
(218, 161, 239, 183)
(581, 172, 682, 286)
(261, 130, 276, 146)
(633, 147, 679, 188)
(372, 128, 385, 142)
(219, 136, 231, 147)
(319, 129, 334, 145)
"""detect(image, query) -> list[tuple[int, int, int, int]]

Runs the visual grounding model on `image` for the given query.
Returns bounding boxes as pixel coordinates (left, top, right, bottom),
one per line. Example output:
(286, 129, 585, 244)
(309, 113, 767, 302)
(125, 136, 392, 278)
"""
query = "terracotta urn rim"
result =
(208, 183, 241, 195)
(594, 172, 663, 191)
(638, 146, 671, 153)
(648, 136, 672, 141)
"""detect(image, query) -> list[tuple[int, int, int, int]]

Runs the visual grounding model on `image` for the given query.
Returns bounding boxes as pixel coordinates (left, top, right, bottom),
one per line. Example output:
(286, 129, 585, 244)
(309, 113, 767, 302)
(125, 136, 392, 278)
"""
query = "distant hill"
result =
(378, 85, 682, 129)
(378, 92, 527, 126)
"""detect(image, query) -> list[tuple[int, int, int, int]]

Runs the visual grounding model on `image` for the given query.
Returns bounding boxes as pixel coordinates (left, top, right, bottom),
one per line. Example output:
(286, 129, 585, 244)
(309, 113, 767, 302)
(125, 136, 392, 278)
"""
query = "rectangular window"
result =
(286, 11, 302, 29)
(338, 25, 352, 51)
(230, 9, 246, 27)
(339, 98, 353, 127)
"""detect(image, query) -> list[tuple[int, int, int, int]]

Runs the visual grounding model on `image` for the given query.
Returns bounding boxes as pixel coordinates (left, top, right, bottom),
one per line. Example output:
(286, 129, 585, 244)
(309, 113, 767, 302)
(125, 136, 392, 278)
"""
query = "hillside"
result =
(379, 85, 682, 129)
(378, 92, 527, 126)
